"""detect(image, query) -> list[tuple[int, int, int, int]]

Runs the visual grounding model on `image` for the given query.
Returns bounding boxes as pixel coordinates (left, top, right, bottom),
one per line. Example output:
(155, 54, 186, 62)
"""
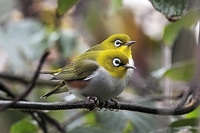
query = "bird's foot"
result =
(98, 99, 120, 111)
(85, 96, 99, 110)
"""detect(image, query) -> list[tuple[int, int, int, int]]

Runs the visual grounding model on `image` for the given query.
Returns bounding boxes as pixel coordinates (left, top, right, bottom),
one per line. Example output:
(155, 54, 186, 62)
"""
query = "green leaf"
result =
(125, 112, 158, 133)
(69, 127, 114, 133)
(122, 120, 133, 133)
(149, 0, 188, 20)
(57, 0, 80, 15)
(163, 10, 199, 46)
(110, 0, 122, 12)
(85, 111, 97, 126)
(169, 118, 199, 133)
(163, 61, 195, 81)
(170, 118, 199, 128)
(10, 119, 38, 133)
(186, 107, 200, 119)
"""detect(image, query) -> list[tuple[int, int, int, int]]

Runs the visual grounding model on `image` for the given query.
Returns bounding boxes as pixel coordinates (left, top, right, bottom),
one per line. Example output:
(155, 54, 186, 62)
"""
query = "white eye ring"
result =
(113, 58, 121, 67)
(114, 40, 122, 47)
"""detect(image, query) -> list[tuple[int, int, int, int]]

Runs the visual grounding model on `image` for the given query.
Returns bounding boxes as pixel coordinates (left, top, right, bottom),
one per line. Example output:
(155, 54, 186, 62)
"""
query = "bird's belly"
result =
(66, 68, 126, 102)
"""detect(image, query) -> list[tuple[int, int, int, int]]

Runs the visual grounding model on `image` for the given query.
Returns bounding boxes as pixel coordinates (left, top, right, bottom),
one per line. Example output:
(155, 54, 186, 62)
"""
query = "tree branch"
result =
(0, 93, 198, 115)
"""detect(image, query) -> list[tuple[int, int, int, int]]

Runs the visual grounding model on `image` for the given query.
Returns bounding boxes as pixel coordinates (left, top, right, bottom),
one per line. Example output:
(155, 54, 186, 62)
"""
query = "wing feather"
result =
(52, 60, 99, 80)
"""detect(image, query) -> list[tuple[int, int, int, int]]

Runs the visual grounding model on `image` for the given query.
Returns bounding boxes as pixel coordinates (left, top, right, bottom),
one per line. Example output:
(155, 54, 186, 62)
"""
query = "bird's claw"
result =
(98, 99, 120, 112)
(85, 96, 99, 107)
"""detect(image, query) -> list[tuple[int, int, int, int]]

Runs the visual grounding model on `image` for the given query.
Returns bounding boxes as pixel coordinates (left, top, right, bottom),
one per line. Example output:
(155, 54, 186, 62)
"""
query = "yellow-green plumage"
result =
(87, 34, 135, 58)
(53, 50, 130, 80)
(41, 34, 136, 100)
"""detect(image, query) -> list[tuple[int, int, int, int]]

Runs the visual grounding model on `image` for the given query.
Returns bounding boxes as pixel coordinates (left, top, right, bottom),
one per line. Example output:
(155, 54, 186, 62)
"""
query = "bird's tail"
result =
(40, 68, 62, 75)
(40, 80, 66, 99)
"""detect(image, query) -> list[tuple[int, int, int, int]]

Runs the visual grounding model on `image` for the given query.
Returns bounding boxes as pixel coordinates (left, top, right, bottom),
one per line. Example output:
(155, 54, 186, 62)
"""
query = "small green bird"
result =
(41, 34, 136, 102)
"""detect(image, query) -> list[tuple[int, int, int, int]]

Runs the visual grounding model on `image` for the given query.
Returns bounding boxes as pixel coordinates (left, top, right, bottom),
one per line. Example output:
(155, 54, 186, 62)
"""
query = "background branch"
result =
(0, 49, 50, 111)
(0, 73, 57, 86)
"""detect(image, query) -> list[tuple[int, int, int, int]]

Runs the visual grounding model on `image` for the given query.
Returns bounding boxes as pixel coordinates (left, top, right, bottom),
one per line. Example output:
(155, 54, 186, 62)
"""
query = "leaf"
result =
(110, 0, 122, 12)
(163, 10, 199, 46)
(7, 19, 46, 59)
(69, 127, 114, 133)
(95, 111, 127, 132)
(149, 0, 188, 21)
(57, 0, 80, 15)
(10, 119, 38, 133)
(169, 118, 199, 133)
(0, 19, 48, 74)
(186, 107, 200, 119)
(163, 61, 195, 81)
(122, 120, 133, 133)
(85, 111, 97, 126)
(125, 111, 159, 133)
(170, 118, 199, 128)
(0, 27, 26, 73)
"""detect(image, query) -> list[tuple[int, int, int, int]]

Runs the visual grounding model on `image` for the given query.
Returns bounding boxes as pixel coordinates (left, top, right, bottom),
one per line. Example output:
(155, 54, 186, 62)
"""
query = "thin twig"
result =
(0, 81, 15, 98)
(29, 112, 48, 133)
(49, 111, 86, 133)
(42, 113, 66, 133)
(0, 78, 50, 133)
(0, 49, 50, 111)
(174, 84, 194, 109)
(0, 73, 57, 86)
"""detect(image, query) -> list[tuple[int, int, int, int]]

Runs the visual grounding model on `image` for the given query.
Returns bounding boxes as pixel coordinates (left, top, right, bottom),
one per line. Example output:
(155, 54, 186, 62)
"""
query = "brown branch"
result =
(0, 91, 198, 115)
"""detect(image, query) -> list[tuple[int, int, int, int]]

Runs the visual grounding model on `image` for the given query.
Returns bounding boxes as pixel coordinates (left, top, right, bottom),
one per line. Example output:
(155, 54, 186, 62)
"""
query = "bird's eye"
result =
(113, 58, 121, 67)
(114, 40, 122, 47)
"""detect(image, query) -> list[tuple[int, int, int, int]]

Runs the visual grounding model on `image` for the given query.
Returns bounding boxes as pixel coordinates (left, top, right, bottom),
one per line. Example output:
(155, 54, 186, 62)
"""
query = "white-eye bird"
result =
(41, 49, 135, 102)
(44, 34, 136, 76)
(87, 34, 136, 85)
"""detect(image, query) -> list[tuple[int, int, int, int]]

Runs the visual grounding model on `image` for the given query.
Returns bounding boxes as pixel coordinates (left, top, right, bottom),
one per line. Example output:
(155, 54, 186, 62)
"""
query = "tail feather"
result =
(40, 80, 66, 99)
(40, 68, 62, 74)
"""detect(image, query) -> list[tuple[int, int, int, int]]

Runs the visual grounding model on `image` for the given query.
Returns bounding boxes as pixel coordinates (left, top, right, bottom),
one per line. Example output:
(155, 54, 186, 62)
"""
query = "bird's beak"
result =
(124, 64, 137, 69)
(124, 41, 136, 47)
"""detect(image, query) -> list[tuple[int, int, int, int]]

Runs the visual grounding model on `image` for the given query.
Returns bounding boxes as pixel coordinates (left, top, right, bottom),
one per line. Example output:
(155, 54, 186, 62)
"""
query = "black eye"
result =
(114, 40, 122, 47)
(113, 58, 121, 67)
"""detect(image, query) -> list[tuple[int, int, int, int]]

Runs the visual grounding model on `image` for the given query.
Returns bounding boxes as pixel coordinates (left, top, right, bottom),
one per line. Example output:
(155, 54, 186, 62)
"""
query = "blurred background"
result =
(0, 0, 199, 133)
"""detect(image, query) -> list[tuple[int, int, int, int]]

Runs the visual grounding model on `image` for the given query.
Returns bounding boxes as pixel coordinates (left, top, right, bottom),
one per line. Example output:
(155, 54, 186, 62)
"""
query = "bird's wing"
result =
(52, 60, 99, 80)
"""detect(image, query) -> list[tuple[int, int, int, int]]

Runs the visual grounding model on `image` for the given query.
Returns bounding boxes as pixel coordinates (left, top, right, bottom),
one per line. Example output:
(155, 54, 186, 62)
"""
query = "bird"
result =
(87, 34, 136, 85)
(41, 49, 135, 103)
(43, 34, 136, 75)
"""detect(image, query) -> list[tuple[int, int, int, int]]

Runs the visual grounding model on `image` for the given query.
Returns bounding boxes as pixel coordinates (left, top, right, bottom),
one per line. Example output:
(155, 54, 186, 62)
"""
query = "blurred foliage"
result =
(163, 61, 195, 81)
(186, 107, 200, 119)
(152, 60, 195, 81)
(10, 119, 38, 133)
(163, 10, 199, 46)
(0, 0, 199, 133)
(57, 0, 80, 15)
(169, 118, 199, 133)
(149, 0, 188, 21)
